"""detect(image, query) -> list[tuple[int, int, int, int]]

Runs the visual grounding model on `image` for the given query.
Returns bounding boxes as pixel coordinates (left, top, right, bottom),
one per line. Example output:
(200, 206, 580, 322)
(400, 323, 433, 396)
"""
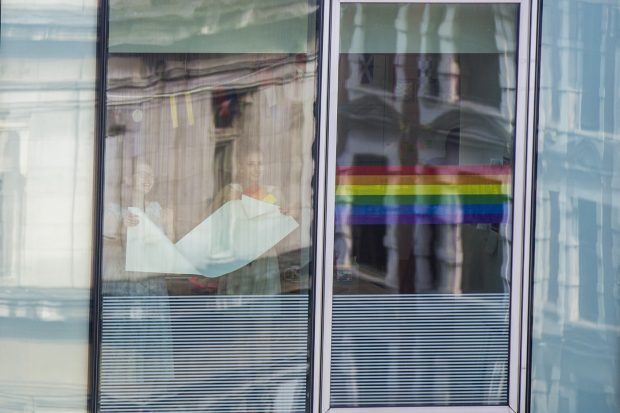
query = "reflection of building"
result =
(530, 1, 620, 411)
(104, 52, 317, 253)
(0, 2, 97, 411)
(0, 131, 23, 280)
(335, 5, 515, 295)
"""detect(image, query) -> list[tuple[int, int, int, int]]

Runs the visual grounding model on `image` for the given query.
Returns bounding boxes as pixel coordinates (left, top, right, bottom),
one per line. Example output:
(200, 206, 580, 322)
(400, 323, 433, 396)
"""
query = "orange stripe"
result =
(336, 174, 511, 186)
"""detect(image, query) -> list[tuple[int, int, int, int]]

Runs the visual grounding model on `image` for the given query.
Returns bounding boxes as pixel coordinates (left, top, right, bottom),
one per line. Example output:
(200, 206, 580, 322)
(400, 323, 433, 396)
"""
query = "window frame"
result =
(314, 0, 537, 412)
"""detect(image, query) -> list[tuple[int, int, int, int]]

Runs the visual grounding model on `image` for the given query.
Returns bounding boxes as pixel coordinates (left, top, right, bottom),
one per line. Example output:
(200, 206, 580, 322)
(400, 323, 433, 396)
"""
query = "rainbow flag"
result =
(335, 165, 511, 225)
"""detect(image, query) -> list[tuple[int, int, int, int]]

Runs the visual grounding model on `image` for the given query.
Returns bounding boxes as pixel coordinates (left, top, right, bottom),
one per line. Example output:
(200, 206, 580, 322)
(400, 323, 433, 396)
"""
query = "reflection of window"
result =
(579, 4, 602, 131)
(213, 140, 233, 198)
(350, 154, 388, 277)
(548, 191, 560, 302)
(419, 55, 440, 97)
(578, 198, 599, 322)
(359, 54, 374, 84)
(0, 131, 23, 280)
(213, 89, 242, 129)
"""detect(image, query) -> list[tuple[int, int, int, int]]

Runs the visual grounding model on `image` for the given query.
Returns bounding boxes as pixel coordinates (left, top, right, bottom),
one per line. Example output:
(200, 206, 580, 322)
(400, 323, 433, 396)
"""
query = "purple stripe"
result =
(335, 213, 508, 225)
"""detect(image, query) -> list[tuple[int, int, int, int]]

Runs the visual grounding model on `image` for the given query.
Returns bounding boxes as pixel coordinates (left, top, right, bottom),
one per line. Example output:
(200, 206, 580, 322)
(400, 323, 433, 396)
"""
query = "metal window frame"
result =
(92, 2, 326, 413)
(90, 0, 109, 411)
(313, 0, 537, 412)
(90, 0, 539, 410)
(519, 0, 541, 412)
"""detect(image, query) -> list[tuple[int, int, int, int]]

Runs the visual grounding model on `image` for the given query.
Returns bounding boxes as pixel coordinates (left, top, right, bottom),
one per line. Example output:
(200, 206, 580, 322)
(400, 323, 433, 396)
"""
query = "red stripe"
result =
(336, 165, 512, 176)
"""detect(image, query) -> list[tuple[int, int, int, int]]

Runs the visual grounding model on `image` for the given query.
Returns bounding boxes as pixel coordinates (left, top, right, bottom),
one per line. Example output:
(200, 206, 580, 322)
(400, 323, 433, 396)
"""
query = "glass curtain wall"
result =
(328, 3, 519, 408)
(98, 1, 320, 412)
(0, 1, 98, 412)
(530, 0, 620, 412)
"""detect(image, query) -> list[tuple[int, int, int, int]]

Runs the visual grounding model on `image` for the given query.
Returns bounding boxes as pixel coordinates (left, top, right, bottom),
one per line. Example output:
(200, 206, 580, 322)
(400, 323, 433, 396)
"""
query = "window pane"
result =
(109, 0, 315, 54)
(99, 2, 319, 412)
(0, 1, 97, 411)
(330, 3, 518, 407)
(530, 0, 620, 412)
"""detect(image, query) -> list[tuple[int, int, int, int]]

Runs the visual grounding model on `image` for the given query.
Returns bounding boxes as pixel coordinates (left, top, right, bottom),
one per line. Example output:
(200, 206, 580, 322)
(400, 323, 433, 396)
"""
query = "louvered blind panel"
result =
(100, 295, 309, 413)
(331, 293, 510, 407)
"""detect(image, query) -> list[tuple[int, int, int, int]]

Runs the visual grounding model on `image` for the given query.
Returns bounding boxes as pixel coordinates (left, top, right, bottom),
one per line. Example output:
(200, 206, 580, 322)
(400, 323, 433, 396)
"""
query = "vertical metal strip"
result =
(312, 0, 332, 412)
(89, 0, 108, 411)
(520, 0, 543, 411)
(507, 0, 535, 408)
(321, 0, 341, 410)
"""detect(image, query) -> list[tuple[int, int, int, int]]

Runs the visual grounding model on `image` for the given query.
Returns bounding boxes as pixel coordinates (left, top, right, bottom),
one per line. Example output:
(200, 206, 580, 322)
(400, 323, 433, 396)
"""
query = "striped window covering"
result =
(99, 295, 310, 413)
(335, 165, 512, 225)
(330, 294, 510, 407)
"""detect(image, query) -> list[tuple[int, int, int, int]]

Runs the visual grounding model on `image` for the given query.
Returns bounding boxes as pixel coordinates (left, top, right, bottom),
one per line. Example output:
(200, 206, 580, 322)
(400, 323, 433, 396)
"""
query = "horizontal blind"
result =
(100, 295, 309, 413)
(331, 293, 510, 407)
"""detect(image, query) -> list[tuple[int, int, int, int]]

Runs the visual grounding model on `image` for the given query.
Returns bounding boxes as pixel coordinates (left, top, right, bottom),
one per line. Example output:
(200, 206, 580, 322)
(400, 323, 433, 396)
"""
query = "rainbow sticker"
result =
(335, 165, 511, 225)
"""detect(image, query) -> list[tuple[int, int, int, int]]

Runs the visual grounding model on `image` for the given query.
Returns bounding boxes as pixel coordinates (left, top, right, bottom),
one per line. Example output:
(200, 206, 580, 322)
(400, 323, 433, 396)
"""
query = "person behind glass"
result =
(190, 148, 283, 295)
(209, 150, 280, 211)
(101, 159, 175, 391)
(102, 159, 174, 295)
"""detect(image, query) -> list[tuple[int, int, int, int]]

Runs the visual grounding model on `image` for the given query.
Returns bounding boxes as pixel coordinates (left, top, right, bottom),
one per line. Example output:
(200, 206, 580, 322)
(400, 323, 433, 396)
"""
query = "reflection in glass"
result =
(0, 1, 97, 412)
(330, 3, 518, 407)
(99, 2, 319, 412)
(530, 0, 620, 412)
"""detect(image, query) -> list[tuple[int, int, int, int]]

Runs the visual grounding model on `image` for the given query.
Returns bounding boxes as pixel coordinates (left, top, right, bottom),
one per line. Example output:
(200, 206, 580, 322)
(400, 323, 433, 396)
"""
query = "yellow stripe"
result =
(335, 184, 510, 196)
(170, 96, 178, 129)
(185, 93, 194, 126)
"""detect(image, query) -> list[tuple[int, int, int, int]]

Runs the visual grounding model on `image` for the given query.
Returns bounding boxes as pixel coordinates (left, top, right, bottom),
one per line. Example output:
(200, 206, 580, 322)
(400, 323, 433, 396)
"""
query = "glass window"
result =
(0, 1, 98, 411)
(327, 2, 519, 408)
(99, 1, 320, 412)
(530, 0, 620, 412)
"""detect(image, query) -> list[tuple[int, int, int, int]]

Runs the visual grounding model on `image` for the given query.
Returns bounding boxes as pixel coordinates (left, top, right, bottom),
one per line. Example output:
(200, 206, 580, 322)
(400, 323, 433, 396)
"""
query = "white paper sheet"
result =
(125, 207, 202, 275)
(125, 196, 298, 278)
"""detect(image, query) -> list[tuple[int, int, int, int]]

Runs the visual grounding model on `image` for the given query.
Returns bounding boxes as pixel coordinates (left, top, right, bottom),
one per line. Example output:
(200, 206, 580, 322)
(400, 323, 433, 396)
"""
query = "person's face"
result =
(245, 152, 263, 185)
(134, 164, 154, 194)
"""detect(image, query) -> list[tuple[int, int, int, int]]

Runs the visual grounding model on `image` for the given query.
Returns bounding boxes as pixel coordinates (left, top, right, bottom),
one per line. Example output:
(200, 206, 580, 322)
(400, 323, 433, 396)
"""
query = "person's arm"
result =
(162, 207, 175, 240)
(103, 204, 123, 240)
(205, 183, 242, 215)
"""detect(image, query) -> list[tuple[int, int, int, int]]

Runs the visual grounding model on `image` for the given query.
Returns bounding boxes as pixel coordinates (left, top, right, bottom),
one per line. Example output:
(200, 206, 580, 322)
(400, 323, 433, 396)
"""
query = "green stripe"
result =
(335, 194, 510, 205)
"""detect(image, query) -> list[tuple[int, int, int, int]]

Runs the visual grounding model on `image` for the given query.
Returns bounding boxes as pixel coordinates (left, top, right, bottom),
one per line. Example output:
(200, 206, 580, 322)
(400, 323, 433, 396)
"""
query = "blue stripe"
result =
(336, 203, 508, 216)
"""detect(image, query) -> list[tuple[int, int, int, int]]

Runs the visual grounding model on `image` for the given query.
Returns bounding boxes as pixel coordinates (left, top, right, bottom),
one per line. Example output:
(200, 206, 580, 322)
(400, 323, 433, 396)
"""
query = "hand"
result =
(123, 212, 140, 227)
(223, 184, 242, 202)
